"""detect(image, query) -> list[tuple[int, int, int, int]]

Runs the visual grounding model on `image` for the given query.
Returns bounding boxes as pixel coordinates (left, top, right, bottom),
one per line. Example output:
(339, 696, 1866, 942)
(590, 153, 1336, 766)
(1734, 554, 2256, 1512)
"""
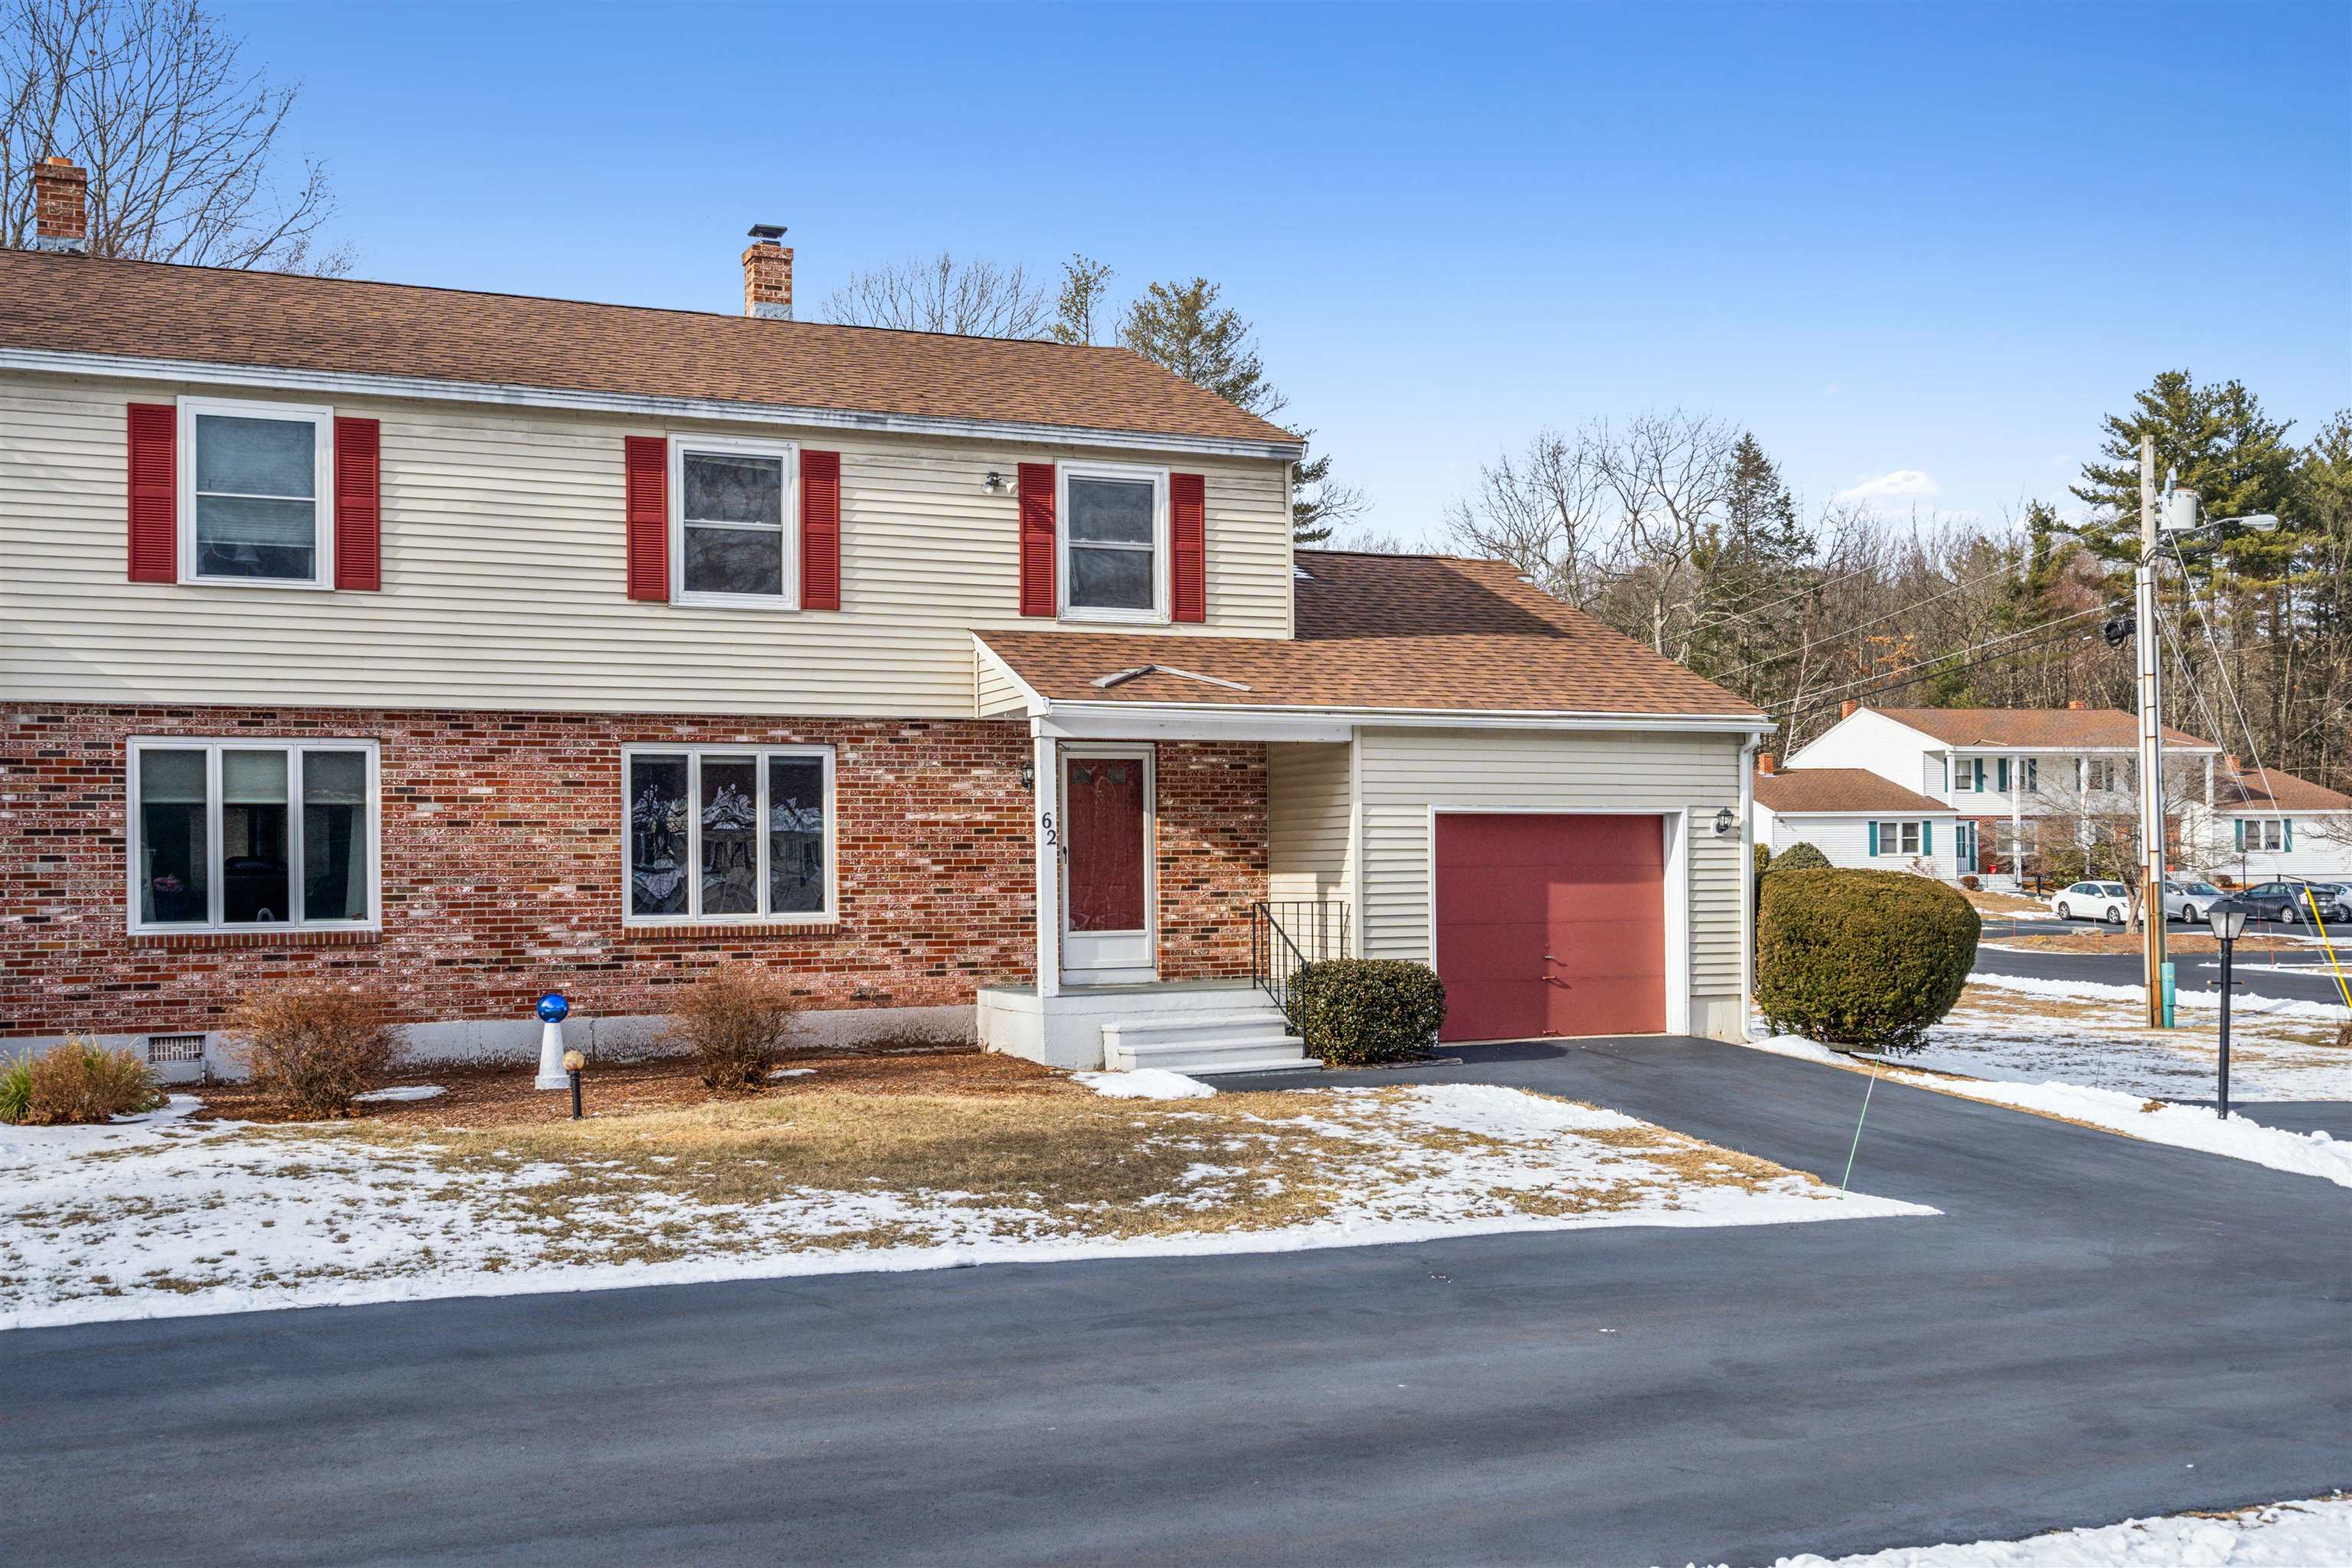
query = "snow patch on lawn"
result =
(1705, 1492, 2352, 1566)
(0, 1083, 1928, 1331)
(1965, 969, 2350, 1022)
(351, 1085, 446, 1103)
(1073, 1069, 1216, 1100)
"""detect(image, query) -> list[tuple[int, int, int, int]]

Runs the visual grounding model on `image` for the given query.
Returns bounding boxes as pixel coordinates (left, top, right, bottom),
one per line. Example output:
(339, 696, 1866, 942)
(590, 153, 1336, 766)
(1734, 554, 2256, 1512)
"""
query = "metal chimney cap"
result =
(747, 223, 788, 241)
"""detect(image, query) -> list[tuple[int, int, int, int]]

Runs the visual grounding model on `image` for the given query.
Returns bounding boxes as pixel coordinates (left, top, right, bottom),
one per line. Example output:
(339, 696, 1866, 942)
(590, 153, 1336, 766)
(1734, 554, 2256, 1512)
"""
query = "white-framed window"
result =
(1059, 460, 1168, 622)
(179, 397, 335, 587)
(127, 738, 379, 933)
(2086, 759, 2119, 791)
(1952, 757, 1972, 792)
(1874, 820, 1922, 856)
(671, 434, 799, 607)
(2243, 818, 2285, 853)
(623, 745, 835, 923)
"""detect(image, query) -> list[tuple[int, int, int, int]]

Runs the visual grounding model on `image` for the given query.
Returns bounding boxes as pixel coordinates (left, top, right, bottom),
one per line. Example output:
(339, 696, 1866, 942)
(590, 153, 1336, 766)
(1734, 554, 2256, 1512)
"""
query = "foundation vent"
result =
(146, 1033, 206, 1065)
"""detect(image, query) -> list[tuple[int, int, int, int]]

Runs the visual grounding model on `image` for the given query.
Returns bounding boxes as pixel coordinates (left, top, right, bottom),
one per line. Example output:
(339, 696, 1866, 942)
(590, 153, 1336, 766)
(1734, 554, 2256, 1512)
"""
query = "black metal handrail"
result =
(1250, 900, 1350, 1021)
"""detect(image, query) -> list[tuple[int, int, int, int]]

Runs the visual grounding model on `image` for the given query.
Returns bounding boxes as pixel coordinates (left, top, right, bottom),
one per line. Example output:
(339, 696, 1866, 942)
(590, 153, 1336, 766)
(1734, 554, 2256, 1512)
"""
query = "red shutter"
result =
(799, 449, 841, 610)
(1018, 462, 1057, 617)
(624, 436, 668, 602)
(126, 403, 176, 583)
(1171, 472, 1206, 622)
(332, 416, 381, 590)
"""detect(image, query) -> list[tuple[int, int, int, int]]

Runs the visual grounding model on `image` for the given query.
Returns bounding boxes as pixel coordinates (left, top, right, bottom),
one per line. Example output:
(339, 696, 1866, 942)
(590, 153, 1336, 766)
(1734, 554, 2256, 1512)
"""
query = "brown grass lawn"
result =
(167, 1050, 1838, 1269)
(1984, 928, 2318, 958)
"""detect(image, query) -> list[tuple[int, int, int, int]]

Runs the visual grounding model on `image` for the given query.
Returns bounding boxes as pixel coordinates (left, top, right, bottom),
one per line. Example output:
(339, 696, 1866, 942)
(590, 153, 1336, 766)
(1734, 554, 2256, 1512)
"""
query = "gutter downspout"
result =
(1740, 733, 1762, 1042)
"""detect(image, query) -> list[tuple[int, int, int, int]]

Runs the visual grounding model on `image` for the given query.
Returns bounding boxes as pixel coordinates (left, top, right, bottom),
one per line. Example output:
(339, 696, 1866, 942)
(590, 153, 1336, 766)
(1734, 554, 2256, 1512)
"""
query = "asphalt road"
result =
(8, 1040, 2349, 1567)
(1972, 928, 2352, 1007)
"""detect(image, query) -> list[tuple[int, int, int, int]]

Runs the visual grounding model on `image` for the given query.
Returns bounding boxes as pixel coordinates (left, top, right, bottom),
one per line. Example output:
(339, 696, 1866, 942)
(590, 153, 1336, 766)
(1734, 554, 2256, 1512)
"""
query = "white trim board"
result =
(0, 347, 1308, 462)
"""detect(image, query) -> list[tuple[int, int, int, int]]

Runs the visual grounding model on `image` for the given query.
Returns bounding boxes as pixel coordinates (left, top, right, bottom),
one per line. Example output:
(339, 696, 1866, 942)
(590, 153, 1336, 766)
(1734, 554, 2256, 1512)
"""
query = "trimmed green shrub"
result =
(6, 1040, 165, 1125)
(1289, 959, 1447, 1067)
(1766, 841, 1832, 874)
(1753, 841, 1772, 876)
(1757, 867, 1979, 1053)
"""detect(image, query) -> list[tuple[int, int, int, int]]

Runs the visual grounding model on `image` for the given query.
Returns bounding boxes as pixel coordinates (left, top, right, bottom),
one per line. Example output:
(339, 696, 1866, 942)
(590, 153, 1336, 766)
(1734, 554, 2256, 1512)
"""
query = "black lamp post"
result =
(2204, 897, 2249, 1119)
(562, 1048, 585, 1120)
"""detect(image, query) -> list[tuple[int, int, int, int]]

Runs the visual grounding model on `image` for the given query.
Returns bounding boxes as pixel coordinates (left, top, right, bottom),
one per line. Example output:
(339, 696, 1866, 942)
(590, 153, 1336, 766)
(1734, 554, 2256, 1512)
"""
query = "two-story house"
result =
(1777, 702, 2352, 887)
(0, 158, 1772, 1080)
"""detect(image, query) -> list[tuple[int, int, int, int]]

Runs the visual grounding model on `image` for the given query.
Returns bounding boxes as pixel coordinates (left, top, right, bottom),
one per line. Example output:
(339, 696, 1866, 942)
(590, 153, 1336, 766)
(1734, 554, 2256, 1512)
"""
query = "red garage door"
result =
(1433, 813, 1668, 1043)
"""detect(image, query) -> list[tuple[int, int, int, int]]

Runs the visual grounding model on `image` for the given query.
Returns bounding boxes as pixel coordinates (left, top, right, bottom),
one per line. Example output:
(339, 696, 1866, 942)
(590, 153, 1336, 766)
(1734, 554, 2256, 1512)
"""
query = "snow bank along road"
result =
(7, 1037, 2349, 1568)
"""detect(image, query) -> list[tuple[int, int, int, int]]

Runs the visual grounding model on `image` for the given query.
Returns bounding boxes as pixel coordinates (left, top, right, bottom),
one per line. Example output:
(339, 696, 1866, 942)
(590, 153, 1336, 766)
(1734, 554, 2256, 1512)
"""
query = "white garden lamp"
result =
(2203, 900, 2249, 1120)
(534, 991, 571, 1091)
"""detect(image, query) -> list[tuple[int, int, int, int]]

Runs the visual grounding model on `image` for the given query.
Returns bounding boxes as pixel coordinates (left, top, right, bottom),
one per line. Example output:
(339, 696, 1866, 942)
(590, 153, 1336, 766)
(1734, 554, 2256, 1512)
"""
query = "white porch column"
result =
(2011, 753, 2025, 882)
(1033, 729, 1060, 1001)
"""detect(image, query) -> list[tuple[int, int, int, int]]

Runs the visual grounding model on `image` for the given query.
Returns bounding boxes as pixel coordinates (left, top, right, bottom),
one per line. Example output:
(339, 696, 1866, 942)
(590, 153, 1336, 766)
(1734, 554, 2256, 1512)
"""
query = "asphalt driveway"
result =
(6, 1039, 2347, 1568)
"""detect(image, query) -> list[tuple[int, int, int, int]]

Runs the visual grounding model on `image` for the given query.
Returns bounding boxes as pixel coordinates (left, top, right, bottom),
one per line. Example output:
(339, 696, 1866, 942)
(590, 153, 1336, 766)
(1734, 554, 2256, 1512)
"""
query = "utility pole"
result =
(2135, 436, 2168, 1027)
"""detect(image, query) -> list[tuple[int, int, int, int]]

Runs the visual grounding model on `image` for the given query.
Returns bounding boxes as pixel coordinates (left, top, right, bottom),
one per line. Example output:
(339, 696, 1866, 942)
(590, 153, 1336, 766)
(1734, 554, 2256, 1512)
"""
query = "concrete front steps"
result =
(1100, 1005, 1313, 1076)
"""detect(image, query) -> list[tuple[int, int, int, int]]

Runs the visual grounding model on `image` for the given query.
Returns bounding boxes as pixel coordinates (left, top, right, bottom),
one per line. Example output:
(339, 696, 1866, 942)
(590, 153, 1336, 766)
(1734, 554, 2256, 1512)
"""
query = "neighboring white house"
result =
(1781, 703, 2352, 887)
(1750, 757, 1962, 878)
(2198, 757, 2352, 882)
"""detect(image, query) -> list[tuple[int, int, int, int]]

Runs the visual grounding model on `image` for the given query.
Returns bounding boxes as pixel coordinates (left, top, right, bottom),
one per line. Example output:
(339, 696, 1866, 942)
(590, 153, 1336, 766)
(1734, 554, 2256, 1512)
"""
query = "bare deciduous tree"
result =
(819, 251, 1053, 338)
(1442, 426, 1609, 606)
(0, 0, 345, 272)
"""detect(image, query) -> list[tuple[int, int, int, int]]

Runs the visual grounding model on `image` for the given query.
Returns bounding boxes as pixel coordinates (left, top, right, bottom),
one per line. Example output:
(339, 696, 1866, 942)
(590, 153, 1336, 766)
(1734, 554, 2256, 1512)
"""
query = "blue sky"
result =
(223, 1, 2348, 544)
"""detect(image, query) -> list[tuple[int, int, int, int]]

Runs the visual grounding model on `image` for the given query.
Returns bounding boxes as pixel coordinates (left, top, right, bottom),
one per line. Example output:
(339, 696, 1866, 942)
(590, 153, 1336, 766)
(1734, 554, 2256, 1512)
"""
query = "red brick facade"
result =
(0, 705, 1268, 1039)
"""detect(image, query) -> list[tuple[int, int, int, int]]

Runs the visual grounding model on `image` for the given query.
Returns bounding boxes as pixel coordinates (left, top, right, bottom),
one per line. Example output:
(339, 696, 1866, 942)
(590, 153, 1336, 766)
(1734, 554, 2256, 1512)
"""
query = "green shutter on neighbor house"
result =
(1974, 759, 1986, 791)
(2235, 819, 2245, 851)
(1998, 759, 2011, 792)
(1867, 821, 1880, 856)
(1922, 821, 1934, 855)
(2285, 818, 2294, 851)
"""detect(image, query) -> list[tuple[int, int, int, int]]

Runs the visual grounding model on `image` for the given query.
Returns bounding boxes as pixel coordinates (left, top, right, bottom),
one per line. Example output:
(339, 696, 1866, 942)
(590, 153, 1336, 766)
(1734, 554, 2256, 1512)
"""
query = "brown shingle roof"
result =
(1867, 706, 2212, 750)
(2214, 766, 2352, 812)
(980, 552, 1764, 718)
(1753, 768, 1952, 815)
(0, 250, 1298, 449)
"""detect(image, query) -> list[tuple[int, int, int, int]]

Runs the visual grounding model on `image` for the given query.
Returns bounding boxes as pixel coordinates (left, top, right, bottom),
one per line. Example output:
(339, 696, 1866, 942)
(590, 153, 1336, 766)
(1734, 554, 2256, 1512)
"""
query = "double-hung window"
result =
(2242, 818, 2285, 853)
(1060, 462, 1167, 621)
(129, 740, 378, 932)
(180, 397, 335, 586)
(624, 745, 835, 923)
(1873, 820, 1922, 856)
(671, 435, 797, 606)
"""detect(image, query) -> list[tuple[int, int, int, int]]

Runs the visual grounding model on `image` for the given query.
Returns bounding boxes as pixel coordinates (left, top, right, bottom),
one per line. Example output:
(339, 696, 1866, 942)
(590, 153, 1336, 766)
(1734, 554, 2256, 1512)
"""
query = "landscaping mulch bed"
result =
(186, 1044, 1068, 1128)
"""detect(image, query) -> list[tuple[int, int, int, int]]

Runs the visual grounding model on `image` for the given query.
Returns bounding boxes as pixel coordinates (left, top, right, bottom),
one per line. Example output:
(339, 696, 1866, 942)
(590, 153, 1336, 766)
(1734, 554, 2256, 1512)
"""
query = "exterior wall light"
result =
(1713, 806, 1735, 836)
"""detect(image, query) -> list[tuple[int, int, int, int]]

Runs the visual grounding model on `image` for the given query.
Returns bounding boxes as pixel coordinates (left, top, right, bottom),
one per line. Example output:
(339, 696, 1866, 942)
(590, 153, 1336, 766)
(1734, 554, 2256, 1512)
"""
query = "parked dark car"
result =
(2233, 880, 2352, 925)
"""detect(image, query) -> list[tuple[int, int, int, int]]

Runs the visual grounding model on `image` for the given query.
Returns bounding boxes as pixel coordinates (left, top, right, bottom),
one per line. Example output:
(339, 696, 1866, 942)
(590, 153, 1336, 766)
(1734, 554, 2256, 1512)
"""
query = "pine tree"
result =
(1686, 433, 1814, 695)
(1050, 255, 1116, 346)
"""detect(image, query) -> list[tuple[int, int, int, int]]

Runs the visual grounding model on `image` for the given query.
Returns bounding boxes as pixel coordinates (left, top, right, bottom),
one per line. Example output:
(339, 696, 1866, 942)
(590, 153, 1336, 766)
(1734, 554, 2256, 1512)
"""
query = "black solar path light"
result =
(2204, 897, 2250, 1119)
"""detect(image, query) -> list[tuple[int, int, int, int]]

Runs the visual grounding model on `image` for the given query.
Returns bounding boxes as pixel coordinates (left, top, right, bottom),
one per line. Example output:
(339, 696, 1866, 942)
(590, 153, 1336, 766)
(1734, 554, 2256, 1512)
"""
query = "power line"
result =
(1762, 603, 2118, 717)
(1712, 554, 2048, 685)
(1703, 557, 1894, 632)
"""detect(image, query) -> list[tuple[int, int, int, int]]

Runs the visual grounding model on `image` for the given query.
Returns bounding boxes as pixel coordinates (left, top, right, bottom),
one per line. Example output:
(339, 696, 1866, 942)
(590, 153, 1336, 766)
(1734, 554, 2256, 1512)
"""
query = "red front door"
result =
(1063, 750, 1152, 974)
(1433, 813, 1668, 1042)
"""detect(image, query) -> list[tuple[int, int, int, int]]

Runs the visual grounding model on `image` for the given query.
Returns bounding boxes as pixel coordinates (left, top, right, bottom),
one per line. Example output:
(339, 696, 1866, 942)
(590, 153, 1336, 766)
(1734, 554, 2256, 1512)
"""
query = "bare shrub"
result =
(227, 988, 398, 1118)
(666, 969, 800, 1093)
(8, 1039, 164, 1125)
(2334, 1019, 2352, 1056)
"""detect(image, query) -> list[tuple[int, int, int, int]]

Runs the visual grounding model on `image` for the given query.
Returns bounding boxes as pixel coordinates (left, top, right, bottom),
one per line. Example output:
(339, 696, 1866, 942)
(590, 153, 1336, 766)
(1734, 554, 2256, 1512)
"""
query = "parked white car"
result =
(2051, 881, 2132, 923)
(2162, 879, 2225, 923)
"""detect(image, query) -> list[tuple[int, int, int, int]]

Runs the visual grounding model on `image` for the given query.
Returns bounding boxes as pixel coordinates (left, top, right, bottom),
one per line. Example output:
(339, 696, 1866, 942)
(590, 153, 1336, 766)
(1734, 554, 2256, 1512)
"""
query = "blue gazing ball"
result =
(536, 992, 570, 1024)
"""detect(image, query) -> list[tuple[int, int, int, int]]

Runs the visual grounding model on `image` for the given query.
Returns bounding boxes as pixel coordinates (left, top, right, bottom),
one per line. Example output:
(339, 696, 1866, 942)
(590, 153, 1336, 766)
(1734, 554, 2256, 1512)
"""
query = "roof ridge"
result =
(0, 249, 1181, 355)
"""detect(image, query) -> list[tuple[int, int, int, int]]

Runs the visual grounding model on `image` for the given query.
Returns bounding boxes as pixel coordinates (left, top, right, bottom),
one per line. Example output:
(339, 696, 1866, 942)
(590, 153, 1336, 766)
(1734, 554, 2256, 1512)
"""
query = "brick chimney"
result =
(2066, 699, 2088, 710)
(2225, 753, 2241, 774)
(1840, 700, 1859, 719)
(743, 224, 791, 319)
(1757, 753, 1777, 776)
(32, 156, 88, 254)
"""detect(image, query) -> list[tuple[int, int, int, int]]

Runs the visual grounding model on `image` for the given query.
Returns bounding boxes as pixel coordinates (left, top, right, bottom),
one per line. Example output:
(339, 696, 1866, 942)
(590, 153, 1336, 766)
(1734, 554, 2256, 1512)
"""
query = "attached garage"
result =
(1433, 812, 1670, 1042)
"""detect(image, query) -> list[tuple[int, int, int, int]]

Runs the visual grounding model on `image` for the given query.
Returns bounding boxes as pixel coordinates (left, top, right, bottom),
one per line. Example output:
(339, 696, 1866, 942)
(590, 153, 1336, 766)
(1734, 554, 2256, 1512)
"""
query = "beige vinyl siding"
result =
(0, 372, 1292, 717)
(974, 649, 1027, 717)
(1266, 740, 1354, 907)
(1354, 726, 1748, 1039)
